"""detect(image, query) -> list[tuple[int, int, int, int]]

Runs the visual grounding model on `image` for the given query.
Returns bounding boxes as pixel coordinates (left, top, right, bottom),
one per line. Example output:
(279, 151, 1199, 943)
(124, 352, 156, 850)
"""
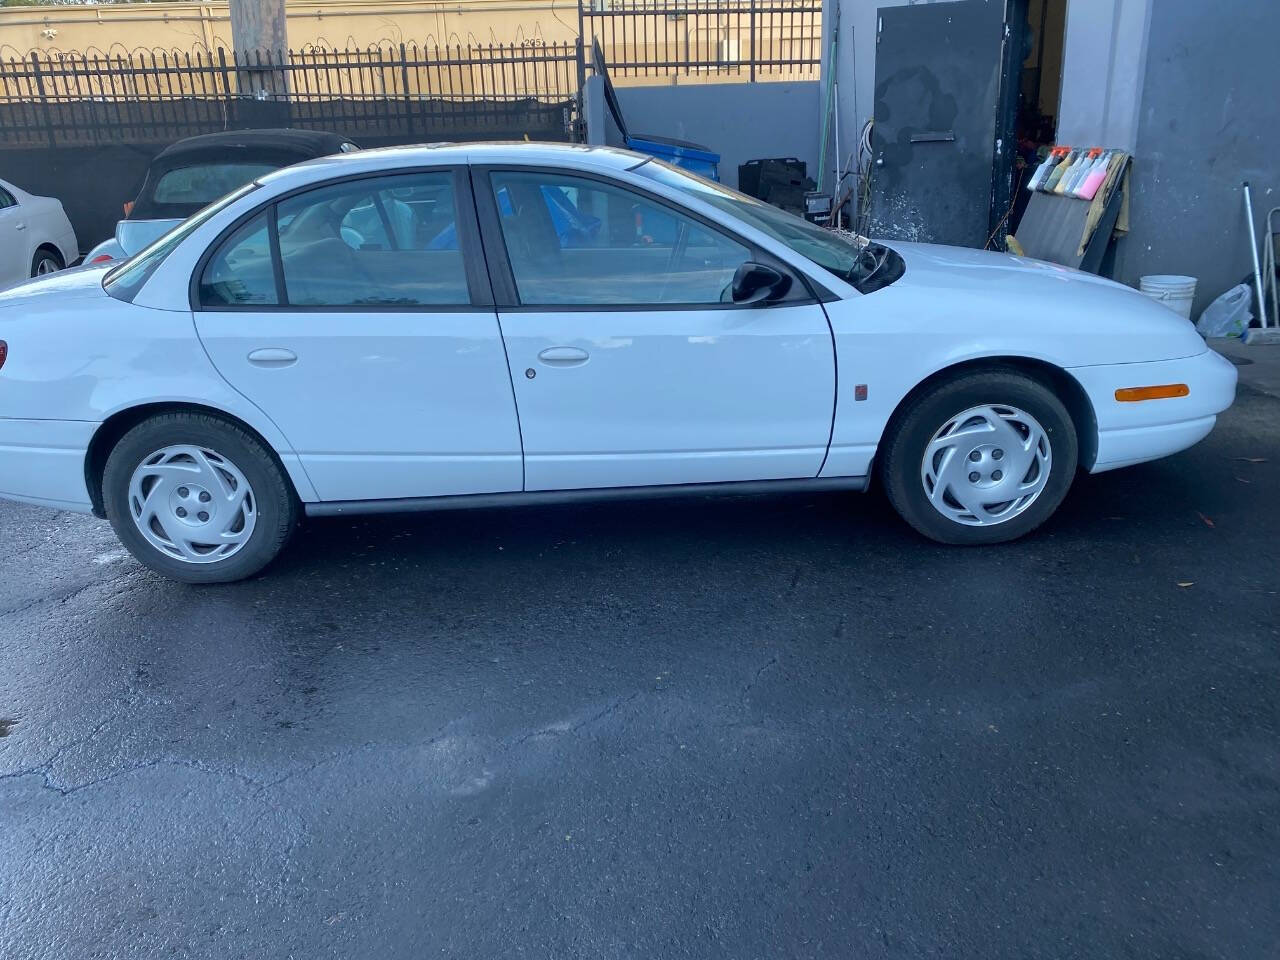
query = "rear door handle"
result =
(537, 346, 589, 366)
(247, 347, 298, 367)
(13, 222, 24, 231)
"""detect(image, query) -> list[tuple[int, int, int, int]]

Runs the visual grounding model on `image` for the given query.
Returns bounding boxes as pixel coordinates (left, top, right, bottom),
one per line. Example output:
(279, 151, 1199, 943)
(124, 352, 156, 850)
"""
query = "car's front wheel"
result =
(880, 370, 1078, 544)
(103, 413, 298, 583)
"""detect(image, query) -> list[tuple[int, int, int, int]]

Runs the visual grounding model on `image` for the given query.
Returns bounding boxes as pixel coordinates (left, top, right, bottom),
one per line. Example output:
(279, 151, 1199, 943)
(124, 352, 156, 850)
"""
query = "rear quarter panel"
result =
(0, 273, 318, 501)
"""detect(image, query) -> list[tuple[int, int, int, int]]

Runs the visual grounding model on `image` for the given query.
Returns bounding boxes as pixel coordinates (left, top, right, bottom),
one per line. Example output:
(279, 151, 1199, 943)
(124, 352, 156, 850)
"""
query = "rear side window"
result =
(198, 212, 277, 306)
(197, 171, 470, 309)
(0, 188, 15, 209)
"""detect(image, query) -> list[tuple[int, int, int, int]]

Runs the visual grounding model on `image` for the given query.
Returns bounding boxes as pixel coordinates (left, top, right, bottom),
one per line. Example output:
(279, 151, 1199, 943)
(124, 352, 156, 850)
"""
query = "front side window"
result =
(634, 158, 867, 284)
(489, 171, 751, 307)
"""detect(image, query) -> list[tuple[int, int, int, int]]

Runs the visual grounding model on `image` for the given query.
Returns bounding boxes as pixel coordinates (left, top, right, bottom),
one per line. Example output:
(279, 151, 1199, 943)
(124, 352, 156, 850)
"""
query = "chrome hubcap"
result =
(128, 445, 256, 564)
(921, 404, 1052, 527)
(36, 257, 59, 275)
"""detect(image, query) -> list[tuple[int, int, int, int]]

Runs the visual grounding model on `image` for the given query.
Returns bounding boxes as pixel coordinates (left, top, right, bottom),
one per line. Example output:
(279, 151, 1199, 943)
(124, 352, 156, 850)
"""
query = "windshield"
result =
(150, 162, 279, 208)
(633, 158, 868, 284)
(104, 183, 258, 302)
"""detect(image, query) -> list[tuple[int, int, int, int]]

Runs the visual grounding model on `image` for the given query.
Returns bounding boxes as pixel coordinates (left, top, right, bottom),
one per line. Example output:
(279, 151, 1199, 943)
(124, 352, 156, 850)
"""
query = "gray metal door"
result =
(866, 0, 1015, 248)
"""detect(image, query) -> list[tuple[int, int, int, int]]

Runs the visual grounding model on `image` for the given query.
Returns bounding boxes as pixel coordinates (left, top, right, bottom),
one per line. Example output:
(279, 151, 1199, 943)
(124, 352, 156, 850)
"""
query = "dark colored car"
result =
(86, 128, 358, 264)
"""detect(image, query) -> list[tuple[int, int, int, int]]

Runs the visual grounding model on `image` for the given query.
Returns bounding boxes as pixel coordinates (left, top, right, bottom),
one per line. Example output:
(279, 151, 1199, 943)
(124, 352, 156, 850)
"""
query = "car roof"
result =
(155, 128, 357, 163)
(255, 141, 649, 189)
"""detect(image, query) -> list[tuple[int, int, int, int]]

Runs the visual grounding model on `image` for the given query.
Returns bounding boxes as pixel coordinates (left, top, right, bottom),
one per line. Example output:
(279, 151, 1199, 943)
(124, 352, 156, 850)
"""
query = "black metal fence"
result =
(580, 0, 822, 82)
(0, 3, 821, 148)
(0, 42, 582, 148)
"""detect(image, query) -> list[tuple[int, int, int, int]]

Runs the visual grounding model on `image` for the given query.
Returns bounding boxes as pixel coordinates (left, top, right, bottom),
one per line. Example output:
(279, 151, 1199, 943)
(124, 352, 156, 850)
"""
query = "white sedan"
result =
(0, 177, 78, 289)
(0, 143, 1237, 582)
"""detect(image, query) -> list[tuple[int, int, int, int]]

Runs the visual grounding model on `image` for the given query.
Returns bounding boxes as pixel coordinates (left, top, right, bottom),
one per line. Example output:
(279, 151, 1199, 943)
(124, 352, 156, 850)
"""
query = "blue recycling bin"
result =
(625, 134, 720, 182)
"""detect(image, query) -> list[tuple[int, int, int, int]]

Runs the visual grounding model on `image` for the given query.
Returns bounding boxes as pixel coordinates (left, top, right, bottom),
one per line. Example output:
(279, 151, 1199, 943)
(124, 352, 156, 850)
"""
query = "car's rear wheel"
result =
(103, 413, 298, 583)
(880, 370, 1078, 544)
(30, 246, 63, 278)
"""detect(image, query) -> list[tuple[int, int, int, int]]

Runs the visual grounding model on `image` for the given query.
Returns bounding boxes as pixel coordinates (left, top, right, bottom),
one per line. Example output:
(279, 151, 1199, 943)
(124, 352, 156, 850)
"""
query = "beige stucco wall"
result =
(0, 0, 579, 57)
(0, 1, 818, 77)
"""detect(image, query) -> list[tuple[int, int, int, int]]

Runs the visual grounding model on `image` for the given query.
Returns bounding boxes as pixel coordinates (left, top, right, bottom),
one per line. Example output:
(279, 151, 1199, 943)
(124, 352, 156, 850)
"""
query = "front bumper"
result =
(1068, 349, 1238, 473)
(0, 418, 96, 512)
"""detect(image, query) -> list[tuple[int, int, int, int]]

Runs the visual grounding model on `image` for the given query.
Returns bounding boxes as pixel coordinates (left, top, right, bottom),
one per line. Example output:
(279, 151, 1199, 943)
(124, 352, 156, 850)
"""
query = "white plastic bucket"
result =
(1140, 274, 1198, 319)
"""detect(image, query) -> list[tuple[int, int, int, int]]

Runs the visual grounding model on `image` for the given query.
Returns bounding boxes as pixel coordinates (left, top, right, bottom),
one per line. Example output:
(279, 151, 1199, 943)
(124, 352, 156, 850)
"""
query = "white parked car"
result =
(0, 177, 78, 289)
(0, 143, 1237, 582)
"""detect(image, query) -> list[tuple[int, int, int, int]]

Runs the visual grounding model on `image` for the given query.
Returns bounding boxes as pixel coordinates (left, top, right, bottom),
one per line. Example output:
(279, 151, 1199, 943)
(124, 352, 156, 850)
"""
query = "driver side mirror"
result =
(731, 261, 791, 304)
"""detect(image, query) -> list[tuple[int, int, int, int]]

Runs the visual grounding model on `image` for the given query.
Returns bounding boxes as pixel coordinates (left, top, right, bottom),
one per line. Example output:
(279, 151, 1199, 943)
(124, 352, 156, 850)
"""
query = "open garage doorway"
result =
(1007, 0, 1068, 235)
(865, 0, 1067, 250)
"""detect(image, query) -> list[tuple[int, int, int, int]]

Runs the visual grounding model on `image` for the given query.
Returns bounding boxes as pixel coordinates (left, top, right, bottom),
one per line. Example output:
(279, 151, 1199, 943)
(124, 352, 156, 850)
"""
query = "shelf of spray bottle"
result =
(1026, 145, 1120, 201)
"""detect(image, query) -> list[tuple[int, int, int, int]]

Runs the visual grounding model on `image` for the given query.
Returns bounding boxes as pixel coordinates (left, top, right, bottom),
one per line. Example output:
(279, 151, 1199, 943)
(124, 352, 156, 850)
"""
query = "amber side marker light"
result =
(1115, 383, 1189, 402)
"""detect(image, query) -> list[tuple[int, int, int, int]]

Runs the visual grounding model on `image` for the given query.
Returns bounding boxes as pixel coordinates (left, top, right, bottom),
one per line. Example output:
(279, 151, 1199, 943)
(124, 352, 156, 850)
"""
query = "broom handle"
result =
(1244, 181, 1269, 328)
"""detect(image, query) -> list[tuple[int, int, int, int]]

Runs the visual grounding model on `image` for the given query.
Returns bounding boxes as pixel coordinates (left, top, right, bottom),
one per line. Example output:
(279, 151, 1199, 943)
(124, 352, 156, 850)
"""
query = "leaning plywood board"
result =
(1015, 190, 1123, 272)
(1015, 155, 1130, 272)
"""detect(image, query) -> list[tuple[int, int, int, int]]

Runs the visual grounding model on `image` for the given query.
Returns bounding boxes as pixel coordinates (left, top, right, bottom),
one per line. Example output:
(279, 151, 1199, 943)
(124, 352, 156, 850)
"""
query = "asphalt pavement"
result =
(1, 382, 1277, 959)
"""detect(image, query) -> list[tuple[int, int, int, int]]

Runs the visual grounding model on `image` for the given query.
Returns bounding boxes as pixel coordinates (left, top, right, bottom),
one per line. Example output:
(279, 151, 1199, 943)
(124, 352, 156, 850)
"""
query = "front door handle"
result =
(537, 346, 589, 367)
(247, 347, 298, 367)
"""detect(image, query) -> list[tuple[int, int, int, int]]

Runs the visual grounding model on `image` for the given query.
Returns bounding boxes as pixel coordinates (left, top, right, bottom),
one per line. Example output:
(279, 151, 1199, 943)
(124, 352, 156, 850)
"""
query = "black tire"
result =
(103, 412, 299, 583)
(30, 245, 64, 278)
(880, 369, 1078, 545)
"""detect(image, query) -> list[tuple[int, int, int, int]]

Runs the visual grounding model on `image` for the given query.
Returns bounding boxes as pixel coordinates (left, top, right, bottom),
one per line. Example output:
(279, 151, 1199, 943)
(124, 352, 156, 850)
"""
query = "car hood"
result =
(878, 240, 1208, 364)
(888, 240, 1136, 295)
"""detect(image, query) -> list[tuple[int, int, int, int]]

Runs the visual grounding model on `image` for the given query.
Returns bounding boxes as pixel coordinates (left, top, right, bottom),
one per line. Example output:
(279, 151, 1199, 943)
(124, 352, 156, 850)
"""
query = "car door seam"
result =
(815, 299, 840, 478)
(466, 165, 527, 491)
(187, 310, 322, 501)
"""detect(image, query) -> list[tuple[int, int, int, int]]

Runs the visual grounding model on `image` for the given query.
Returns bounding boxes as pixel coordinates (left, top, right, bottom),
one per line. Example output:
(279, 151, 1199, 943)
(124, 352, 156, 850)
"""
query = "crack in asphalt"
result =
(0, 579, 106, 619)
(0, 713, 118, 787)
(509, 692, 642, 747)
(741, 655, 779, 705)
(0, 756, 263, 798)
(256, 741, 383, 793)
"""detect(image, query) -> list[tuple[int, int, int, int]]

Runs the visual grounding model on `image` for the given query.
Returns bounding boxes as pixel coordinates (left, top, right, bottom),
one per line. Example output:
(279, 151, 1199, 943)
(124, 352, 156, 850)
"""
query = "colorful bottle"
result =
(1061, 148, 1094, 196)
(1026, 147, 1065, 192)
(1076, 149, 1114, 201)
(1053, 149, 1089, 194)
(1064, 149, 1098, 198)
(1041, 149, 1077, 192)
(1067, 148, 1105, 197)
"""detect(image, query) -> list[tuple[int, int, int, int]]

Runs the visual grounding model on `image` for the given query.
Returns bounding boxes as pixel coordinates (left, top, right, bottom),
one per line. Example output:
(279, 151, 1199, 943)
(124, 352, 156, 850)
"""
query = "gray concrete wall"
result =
(822, 0, 1145, 184)
(584, 77, 821, 190)
(1055, 0, 1151, 149)
(1113, 0, 1280, 314)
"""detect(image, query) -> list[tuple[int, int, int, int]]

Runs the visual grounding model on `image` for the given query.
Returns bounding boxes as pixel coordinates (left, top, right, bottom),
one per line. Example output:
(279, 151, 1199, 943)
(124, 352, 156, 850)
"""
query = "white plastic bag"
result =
(1196, 283, 1253, 338)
